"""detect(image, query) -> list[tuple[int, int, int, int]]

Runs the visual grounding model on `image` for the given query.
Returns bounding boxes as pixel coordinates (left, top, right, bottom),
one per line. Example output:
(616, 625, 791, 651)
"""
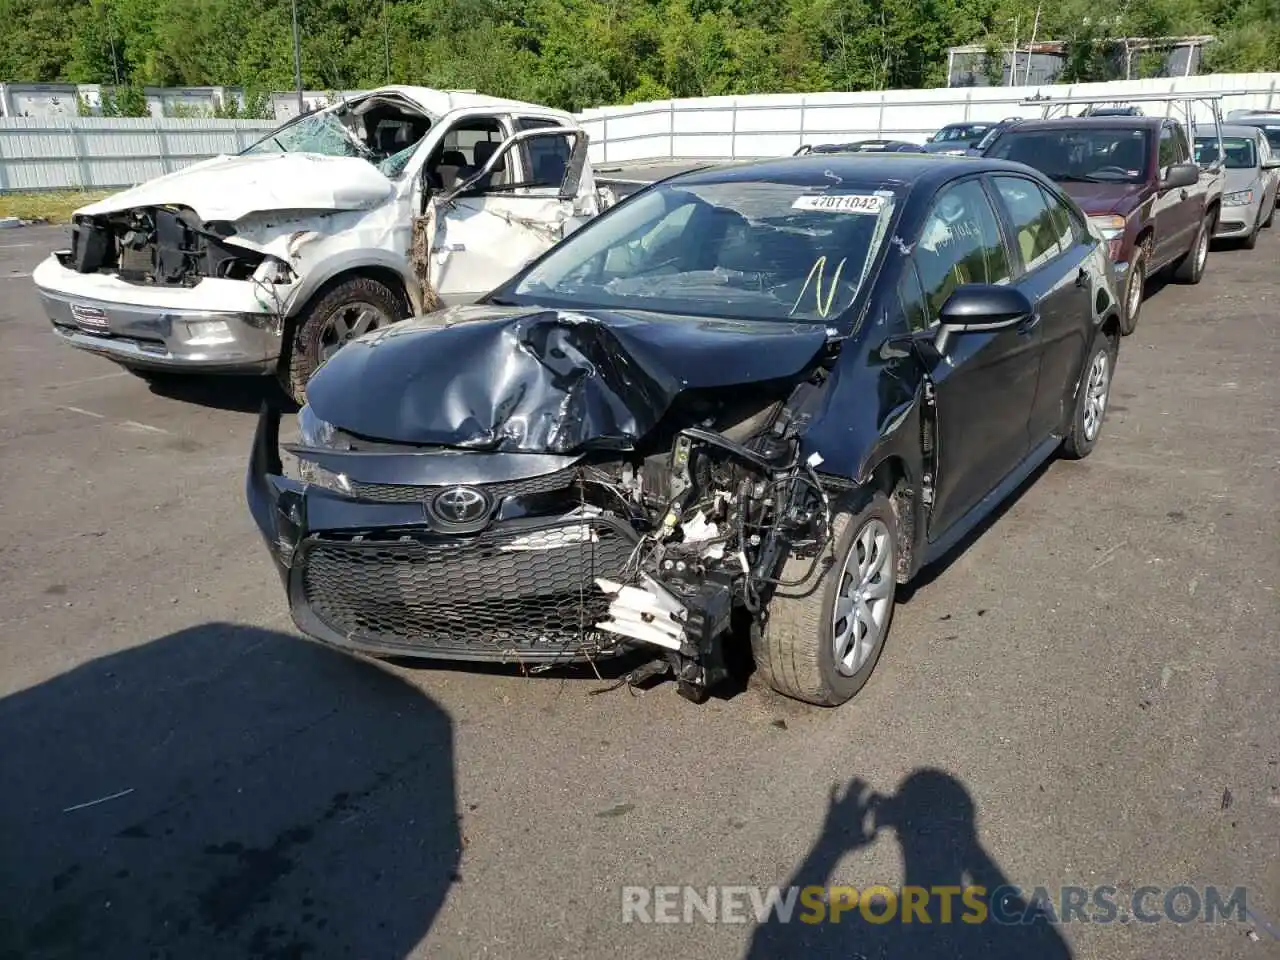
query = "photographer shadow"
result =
(0, 623, 459, 959)
(745, 769, 1073, 960)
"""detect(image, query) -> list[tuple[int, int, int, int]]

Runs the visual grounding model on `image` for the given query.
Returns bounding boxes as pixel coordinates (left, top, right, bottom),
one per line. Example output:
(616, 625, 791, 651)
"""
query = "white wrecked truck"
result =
(33, 86, 618, 400)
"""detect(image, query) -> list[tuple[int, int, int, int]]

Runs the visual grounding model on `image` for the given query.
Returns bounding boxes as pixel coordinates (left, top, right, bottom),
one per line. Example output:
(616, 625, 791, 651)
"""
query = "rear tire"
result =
(280, 276, 405, 404)
(752, 492, 898, 706)
(1172, 213, 1211, 284)
(1061, 330, 1118, 460)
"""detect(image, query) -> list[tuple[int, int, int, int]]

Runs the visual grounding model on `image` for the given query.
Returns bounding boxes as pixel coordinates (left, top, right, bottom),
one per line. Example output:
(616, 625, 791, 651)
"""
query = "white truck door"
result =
(425, 127, 593, 306)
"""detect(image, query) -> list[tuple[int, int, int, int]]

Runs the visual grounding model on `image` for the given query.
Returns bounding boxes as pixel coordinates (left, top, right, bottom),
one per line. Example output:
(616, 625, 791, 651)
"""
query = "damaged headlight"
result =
(253, 256, 297, 285)
(294, 404, 351, 495)
(298, 404, 338, 448)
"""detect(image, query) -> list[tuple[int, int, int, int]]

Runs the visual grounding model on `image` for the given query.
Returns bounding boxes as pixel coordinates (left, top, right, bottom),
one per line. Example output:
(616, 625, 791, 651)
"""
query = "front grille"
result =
(298, 517, 637, 659)
(346, 467, 577, 504)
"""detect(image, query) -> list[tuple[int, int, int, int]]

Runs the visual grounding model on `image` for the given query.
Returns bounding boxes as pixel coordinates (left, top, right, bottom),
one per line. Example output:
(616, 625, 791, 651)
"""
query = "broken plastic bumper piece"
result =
(595, 574, 690, 652)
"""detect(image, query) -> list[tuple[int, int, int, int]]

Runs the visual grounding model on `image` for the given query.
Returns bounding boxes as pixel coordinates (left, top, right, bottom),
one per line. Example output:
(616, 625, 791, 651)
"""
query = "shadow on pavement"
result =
(745, 769, 1073, 960)
(0, 624, 458, 959)
(898, 458, 1053, 601)
(142, 373, 298, 415)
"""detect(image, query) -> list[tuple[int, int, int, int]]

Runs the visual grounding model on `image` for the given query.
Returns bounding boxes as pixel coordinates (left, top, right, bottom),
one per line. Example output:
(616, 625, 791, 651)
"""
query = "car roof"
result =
(1001, 116, 1166, 132)
(1230, 114, 1280, 126)
(355, 85, 575, 122)
(1194, 124, 1266, 139)
(671, 153, 1043, 191)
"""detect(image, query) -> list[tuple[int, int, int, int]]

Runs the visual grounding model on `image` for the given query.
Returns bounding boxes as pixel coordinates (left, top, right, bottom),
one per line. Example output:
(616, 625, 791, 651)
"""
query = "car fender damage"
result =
(250, 307, 854, 699)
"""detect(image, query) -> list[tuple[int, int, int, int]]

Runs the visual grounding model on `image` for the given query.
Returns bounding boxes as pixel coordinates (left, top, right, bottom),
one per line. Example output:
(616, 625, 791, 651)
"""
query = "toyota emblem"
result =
(428, 485, 491, 526)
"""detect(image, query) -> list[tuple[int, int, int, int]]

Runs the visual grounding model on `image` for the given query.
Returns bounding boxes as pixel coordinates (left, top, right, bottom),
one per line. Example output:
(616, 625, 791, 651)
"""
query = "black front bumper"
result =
(247, 407, 642, 663)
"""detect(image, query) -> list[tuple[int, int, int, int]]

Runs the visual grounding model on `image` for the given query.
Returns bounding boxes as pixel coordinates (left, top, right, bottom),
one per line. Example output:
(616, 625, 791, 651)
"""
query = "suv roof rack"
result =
(1020, 91, 1224, 118)
(1018, 91, 1226, 169)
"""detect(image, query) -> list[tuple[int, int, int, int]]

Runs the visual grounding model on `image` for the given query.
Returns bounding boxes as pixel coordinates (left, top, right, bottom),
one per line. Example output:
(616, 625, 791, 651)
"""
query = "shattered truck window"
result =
(243, 111, 375, 162)
(510, 180, 898, 324)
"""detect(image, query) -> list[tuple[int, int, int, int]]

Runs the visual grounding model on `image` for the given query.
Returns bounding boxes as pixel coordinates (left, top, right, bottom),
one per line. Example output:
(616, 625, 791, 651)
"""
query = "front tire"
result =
(1061, 330, 1118, 460)
(1119, 240, 1149, 335)
(1241, 208, 1262, 250)
(752, 493, 898, 706)
(1172, 213, 1212, 285)
(281, 276, 404, 403)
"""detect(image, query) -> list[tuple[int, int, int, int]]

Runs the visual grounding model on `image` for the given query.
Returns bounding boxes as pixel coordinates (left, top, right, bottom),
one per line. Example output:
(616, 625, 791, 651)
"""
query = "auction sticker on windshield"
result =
(792, 193, 886, 214)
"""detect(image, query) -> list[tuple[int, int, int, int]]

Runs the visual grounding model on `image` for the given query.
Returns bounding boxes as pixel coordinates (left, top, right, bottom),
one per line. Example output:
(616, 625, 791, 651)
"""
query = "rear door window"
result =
(1039, 185, 1081, 252)
(991, 176, 1063, 273)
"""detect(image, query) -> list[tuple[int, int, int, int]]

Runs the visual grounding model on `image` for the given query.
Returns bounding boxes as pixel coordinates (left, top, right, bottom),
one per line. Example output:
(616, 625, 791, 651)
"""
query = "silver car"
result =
(1194, 124, 1280, 248)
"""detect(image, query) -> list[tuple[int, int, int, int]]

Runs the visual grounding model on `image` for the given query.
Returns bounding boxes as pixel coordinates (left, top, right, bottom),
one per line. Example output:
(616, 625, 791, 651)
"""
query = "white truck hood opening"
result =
(74, 153, 396, 223)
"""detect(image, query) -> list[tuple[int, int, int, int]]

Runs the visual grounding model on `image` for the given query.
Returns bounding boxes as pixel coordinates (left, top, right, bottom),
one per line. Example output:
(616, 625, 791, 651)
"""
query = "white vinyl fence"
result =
(0, 117, 277, 191)
(580, 73, 1280, 166)
(2, 73, 1279, 192)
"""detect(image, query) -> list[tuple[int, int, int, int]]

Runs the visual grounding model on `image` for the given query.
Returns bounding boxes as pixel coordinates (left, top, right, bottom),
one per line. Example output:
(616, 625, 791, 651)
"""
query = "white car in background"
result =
(33, 86, 616, 401)
(1194, 123, 1280, 249)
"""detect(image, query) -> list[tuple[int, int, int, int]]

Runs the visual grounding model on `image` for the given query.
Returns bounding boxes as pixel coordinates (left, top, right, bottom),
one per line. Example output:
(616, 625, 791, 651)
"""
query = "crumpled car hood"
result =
(74, 153, 394, 223)
(305, 305, 831, 453)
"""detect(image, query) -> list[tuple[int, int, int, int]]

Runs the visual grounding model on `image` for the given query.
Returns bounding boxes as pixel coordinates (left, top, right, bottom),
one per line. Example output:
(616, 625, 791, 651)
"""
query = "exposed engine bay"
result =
(567, 381, 838, 700)
(60, 206, 273, 287)
(254, 306, 857, 702)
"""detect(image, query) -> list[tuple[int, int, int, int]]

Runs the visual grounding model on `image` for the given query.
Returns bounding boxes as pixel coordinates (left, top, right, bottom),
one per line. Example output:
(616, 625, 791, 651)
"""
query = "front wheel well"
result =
(288, 266, 413, 328)
(843, 456, 916, 584)
(1100, 311, 1123, 344)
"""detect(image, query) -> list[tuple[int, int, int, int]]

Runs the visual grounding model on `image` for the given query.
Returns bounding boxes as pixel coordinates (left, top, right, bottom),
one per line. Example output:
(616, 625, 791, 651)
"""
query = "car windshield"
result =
(504, 179, 899, 325)
(1238, 121, 1280, 151)
(241, 105, 426, 178)
(245, 111, 376, 161)
(1194, 136, 1256, 169)
(974, 126, 1004, 150)
(932, 125, 988, 143)
(987, 128, 1150, 183)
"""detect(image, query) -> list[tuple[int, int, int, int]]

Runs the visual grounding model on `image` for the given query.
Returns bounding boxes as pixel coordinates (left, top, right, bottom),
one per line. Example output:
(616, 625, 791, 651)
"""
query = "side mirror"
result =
(1263, 158, 1280, 170)
(934, 284, 1034, 353)
(1160, 162, 1200, 191)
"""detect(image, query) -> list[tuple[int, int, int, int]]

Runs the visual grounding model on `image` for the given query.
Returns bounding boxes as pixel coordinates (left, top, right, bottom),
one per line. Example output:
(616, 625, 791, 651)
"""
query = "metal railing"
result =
(1, 73, 1278, 192)
(578, 74, 1280, 165)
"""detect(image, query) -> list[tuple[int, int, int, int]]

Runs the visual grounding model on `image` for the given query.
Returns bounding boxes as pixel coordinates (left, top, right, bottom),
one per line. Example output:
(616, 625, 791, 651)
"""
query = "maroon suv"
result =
(982, 117, 1221, 333)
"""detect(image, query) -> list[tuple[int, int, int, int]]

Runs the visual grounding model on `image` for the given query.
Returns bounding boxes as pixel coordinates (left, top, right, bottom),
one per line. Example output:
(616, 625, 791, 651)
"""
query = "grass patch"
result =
(0, 189, 115, 224)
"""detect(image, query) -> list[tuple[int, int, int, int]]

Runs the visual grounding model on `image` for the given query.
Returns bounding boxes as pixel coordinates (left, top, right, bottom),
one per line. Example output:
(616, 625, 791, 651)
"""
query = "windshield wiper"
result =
(1053, 173, 1109, 183)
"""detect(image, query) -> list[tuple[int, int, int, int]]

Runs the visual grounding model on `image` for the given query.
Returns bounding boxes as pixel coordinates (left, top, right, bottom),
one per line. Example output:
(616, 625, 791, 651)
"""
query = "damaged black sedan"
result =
(248, 154, 1123, 706)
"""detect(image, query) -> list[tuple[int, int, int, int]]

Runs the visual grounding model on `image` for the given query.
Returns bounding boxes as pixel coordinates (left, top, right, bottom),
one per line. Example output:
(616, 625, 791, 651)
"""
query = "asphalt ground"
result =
(0, 220, 1276, 960)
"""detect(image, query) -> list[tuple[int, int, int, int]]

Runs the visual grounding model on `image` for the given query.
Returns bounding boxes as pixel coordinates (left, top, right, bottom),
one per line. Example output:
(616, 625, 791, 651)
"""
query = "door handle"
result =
(1017, 312, 1042, 335)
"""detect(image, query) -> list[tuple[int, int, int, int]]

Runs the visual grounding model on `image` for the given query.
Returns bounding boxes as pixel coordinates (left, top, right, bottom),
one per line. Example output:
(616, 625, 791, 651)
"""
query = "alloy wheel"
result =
(831, 518, 894, 676)
(1126, 261, 1144, 322)
(319, 302, 391, 361)
(1082, 350, 1110, 442)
